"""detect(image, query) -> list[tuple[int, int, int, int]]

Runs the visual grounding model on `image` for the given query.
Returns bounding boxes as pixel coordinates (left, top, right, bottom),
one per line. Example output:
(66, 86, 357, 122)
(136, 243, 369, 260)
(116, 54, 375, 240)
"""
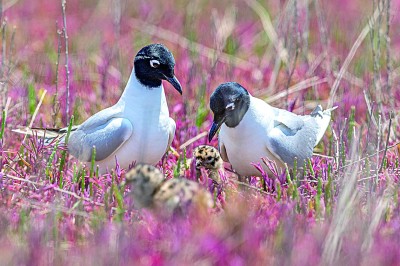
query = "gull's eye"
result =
(225, 102, 235, 111)
(150, 59, 160, 68)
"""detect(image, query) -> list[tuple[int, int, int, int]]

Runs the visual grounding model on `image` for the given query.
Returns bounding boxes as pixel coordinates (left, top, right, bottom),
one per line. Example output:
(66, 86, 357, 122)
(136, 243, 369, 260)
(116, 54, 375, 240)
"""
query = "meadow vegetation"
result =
(0, 0, 399, 264)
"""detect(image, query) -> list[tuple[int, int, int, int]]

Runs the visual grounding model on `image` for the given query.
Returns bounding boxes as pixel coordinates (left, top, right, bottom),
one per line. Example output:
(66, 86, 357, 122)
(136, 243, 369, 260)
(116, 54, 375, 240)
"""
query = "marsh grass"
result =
(0, 0, 399, 265)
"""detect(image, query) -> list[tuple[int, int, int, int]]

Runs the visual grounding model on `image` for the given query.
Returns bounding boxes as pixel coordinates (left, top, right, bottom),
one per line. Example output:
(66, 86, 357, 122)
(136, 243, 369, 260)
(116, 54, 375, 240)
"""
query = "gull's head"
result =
(125, 164, 165, 208)
(208, 82, 250, 142)
(134, 43, 182, 94)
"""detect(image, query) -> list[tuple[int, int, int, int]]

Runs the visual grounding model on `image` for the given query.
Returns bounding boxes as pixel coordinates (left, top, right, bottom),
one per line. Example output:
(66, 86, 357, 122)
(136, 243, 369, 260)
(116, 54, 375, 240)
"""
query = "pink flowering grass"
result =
(0, 0, 400, 265)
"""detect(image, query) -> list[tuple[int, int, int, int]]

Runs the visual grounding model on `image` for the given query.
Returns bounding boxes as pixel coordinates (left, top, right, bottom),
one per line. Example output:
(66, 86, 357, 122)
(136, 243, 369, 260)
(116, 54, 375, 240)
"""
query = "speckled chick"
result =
(125, 164, 213, 213)
(193, 145, 223, 183)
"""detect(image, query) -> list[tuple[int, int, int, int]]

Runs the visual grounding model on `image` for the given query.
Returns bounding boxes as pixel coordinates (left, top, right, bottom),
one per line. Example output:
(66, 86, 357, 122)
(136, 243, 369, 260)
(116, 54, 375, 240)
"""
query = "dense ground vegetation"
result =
(0, 0, 399, 264)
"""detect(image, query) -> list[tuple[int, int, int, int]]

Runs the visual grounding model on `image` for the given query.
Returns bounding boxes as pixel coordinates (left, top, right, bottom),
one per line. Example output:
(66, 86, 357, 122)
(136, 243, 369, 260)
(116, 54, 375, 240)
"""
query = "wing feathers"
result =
(68, 118, 133, 162)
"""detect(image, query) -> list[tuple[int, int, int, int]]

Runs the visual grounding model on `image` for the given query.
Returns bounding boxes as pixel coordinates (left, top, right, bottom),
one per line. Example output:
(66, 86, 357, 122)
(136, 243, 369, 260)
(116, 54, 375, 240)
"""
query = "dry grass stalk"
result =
(52, 25, 62, 127)
(328, 1, 386, 108)
(129, 18, 257, 71)
(61, 0, 71, 124)
(265, 76, 327, 103)
(245, 0, 288, 65)
(322, 141, 361, 265)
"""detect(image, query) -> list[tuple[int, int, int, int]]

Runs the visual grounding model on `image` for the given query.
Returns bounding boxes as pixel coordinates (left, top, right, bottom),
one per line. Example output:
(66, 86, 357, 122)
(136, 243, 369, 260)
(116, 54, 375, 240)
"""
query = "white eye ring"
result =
(150, 59, 160, 68)
(225, 102, 235, 111)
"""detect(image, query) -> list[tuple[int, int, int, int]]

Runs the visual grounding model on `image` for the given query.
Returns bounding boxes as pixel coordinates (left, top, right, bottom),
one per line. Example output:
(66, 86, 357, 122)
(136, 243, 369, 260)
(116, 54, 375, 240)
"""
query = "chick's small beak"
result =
(196, 160, 202, 169)
(165, 75, 182, 95)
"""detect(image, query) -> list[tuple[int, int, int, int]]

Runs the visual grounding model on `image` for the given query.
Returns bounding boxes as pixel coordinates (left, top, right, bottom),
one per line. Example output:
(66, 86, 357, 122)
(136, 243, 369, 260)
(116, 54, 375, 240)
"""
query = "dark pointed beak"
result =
(165, 75, 182, 95)
(208, 121, 222, 142)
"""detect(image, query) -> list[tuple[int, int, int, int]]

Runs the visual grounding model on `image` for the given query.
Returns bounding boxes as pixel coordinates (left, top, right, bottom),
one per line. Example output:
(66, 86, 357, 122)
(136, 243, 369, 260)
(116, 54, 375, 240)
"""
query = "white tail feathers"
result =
(311, 105, 338, 146)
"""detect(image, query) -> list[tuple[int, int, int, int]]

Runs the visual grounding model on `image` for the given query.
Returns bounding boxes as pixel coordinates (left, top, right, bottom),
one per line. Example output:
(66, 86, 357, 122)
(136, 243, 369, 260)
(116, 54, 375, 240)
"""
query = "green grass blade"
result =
(112, 171, 125, 222)
(72, 162, 78, 183)
(348, 106, 356, 142)
(27, 84, 36, 115)
(0, 108, 6, 141)
(325, 163, 333, 216)
(307, 158, 315, 178)
(316, 177, 322, 218)
(174, 158, 181, 178)
(89, 146, 96, 197)
(81, 166, 85, 193)
(46, 140, 60, 182)
(276, 181, 281, 201)
(58, 115, 74, 174)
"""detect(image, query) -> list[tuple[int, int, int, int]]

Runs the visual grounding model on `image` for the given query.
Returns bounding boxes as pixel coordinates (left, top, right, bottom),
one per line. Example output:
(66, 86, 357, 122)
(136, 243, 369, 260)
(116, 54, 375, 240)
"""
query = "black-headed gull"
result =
(208, 82, 336, 177)
(16, 44, 182, 174)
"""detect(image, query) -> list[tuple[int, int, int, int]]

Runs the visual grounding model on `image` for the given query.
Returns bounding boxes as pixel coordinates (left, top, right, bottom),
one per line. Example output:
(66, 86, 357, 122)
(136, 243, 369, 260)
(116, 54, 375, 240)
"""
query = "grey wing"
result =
(266, 109, 317, 167)
(165, 118, 176, 153)
(272, 107, 304, 133)
(68, 117, 133, 162)
(78, 105, 123, 131)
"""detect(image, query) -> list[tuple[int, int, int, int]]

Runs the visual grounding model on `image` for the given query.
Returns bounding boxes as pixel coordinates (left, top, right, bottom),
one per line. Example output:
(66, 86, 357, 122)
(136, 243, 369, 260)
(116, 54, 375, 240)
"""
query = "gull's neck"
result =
(118, 69, 169, 113)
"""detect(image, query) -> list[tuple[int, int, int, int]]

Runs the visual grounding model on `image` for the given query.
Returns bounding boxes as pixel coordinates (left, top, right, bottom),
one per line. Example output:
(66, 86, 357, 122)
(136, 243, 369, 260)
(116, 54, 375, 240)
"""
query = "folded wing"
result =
(68, 117, 133, 162)
(267, 108, 318, 167)
(67, 107, 132, 162)
(165, 117, 176, 153)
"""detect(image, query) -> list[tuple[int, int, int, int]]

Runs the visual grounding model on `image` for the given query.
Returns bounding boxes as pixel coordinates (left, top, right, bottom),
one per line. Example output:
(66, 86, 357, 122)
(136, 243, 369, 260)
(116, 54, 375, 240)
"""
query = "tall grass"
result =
(0, 0, 399, 264)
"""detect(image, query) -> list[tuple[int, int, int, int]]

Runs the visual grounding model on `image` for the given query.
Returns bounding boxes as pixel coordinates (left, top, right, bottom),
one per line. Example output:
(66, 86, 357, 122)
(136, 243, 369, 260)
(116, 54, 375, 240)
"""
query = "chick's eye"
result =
(150, 59, 160, 68)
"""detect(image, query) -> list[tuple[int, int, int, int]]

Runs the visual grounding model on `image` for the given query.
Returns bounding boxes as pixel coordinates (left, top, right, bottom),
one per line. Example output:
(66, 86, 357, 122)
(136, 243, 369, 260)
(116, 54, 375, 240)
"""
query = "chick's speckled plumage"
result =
(125, 164, 165, 208)
(125, 164, 213, 213)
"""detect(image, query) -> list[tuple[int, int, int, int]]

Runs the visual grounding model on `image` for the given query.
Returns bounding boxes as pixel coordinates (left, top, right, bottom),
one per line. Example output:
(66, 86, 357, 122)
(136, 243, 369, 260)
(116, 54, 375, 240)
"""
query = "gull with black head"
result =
(15, 43, 182, 174)
(208, 82, 336, 177)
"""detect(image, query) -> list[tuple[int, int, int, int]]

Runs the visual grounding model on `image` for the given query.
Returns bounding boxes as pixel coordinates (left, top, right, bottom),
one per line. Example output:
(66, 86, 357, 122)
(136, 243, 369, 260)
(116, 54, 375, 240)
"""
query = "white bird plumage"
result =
(66, 71, 176, 173)
(14, 44, 182, 174)
(208, 82, 336, 177)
